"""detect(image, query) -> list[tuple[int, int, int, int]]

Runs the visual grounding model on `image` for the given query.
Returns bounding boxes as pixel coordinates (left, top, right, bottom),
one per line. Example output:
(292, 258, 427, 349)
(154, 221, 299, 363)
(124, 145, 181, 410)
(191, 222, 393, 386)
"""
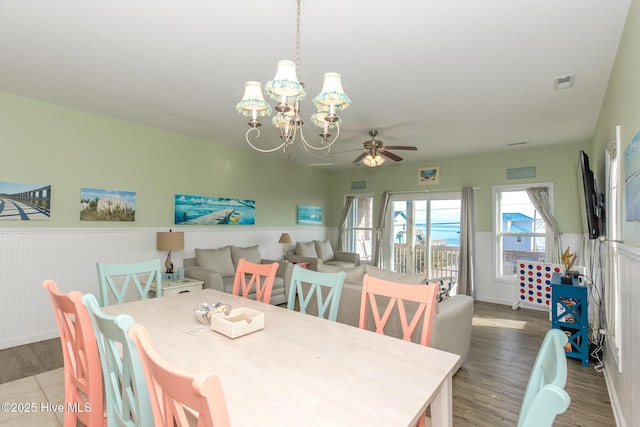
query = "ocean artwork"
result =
(175, 194, 255, 225)
(297, 205, 322, 225)
(624, 130, 640, 221)
(80, 187, 136, 221)
(0, 181, 51, 220)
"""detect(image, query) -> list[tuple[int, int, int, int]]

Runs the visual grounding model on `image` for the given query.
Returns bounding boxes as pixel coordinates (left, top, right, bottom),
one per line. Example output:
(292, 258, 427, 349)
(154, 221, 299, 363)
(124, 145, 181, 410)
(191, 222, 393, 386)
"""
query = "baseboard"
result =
(0, 329, 58, 351)
(604, 365, 626, 427)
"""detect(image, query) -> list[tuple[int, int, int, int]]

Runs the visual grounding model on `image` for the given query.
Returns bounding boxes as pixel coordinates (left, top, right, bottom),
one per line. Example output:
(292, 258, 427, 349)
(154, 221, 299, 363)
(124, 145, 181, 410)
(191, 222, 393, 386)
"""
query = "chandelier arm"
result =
(296, 125, 341, 159)
(244, 128, 286, 153)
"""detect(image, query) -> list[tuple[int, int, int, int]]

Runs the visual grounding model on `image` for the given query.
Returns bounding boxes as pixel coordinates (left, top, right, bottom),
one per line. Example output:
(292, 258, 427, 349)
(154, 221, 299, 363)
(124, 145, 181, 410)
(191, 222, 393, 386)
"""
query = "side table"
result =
(151, 277, 204, 297)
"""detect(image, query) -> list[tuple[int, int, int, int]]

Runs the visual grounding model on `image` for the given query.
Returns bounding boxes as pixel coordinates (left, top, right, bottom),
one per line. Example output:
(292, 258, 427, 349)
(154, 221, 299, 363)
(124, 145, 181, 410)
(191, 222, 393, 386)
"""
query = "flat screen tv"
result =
(578, 150, 604, 239)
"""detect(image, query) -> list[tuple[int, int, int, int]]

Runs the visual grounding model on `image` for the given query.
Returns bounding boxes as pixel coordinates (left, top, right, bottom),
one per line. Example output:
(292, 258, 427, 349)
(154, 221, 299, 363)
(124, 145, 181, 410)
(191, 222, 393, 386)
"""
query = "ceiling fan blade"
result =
(353, 152, 368, 164)
(380, 151, 403, 162)
(330, 148, 363, 155)
(383, 146, 418, 151)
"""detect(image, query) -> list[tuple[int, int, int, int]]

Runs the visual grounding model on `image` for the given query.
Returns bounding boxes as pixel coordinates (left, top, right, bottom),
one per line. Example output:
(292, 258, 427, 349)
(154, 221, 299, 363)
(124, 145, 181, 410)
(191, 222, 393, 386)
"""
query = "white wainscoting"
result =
(604, 243, 640, 427)
(0, 227, 332, 350)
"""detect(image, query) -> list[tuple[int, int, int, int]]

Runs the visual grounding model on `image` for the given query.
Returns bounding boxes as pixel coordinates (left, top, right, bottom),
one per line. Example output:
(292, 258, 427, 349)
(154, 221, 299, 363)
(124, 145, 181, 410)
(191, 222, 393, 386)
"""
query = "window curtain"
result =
(526, 186, 562, 264)
(458, 186, 475, 297)
(335, 196, 355, 251)
(373, 191, 390, 268)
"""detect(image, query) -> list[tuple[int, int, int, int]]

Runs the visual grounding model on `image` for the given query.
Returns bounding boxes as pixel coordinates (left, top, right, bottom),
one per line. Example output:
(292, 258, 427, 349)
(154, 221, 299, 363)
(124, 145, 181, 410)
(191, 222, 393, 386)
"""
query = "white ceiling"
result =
(0, 1, 631, 169)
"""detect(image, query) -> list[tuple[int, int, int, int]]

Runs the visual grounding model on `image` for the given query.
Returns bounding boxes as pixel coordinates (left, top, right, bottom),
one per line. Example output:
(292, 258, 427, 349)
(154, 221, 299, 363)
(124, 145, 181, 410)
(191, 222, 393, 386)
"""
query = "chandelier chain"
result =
(296, 0, 301, 79)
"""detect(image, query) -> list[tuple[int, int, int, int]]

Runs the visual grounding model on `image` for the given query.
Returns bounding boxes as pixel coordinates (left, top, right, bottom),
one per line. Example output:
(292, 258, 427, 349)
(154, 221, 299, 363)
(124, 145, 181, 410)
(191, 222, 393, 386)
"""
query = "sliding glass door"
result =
(388, 193, 461, 279)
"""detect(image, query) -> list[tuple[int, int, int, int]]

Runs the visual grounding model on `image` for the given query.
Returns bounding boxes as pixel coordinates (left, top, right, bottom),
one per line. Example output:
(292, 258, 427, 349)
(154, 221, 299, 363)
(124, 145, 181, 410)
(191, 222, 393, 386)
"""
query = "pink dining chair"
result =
(128, 323, 231, 427)
(359, 274, 439, 427)
(42, 280, 104, 427)
(231, 258, 279, 304)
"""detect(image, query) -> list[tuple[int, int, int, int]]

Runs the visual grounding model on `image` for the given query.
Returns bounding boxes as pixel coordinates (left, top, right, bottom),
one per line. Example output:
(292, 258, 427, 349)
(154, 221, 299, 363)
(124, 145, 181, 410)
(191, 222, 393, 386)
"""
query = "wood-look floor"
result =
(454, 301, 615, 426)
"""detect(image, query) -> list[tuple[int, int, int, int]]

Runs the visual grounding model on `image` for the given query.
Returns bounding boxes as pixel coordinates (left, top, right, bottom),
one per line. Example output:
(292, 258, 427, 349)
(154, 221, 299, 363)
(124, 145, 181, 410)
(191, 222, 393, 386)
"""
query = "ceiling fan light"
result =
(264, 60, 306, 102)
(362, 154, 385, 167)
(236, 81, 272, 117)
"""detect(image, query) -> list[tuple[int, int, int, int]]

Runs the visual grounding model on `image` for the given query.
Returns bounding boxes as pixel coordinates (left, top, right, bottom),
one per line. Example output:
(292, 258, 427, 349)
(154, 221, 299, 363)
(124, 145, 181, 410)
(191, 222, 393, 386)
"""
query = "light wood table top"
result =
(103, 289, 459, 427)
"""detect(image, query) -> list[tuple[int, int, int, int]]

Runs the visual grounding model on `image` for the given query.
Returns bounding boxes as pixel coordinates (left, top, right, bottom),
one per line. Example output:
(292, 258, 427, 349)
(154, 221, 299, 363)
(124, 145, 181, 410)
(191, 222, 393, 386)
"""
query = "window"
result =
(344, 195, 374, 262)
(494, 184, 551, 279)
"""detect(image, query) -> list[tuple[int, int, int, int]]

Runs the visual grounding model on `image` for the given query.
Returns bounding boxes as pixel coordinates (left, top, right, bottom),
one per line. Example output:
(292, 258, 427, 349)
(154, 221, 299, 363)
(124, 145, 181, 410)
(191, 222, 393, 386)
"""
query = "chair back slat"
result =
(96, 258, 162, 306)
(129, 324, 231, 427)
(83, 293, 154, 426)
(232, 258, 279, 304)
(42, 280, 104, 427)
(286, 266, 346, 321)
(359, 274, 438, 346)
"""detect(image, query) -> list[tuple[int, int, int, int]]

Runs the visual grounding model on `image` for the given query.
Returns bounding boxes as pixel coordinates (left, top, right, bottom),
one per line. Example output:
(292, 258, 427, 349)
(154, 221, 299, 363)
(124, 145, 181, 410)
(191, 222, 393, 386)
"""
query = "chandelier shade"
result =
(312, 72, 351, 112)
(236, 81, 273, 118)
(264, 60, 306, 103)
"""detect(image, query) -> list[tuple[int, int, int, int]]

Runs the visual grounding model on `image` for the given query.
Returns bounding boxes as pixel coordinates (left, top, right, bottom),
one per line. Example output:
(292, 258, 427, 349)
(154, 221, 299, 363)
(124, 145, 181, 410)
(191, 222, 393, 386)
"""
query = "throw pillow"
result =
(296, 241, 318, 258)
(195, 246, 236, 278)
(230, 245, 261, 270)
(429, 277, 456, 302)
(314, 240, 334, 262)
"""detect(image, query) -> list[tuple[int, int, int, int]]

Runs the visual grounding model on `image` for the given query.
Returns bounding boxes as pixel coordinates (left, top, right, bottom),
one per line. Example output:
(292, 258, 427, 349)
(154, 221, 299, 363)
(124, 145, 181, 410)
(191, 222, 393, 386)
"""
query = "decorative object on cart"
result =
(278, 233, 293, 259)
(418, 166, 440, 185)
(0, 181, 51, 220)
(235, 0, 350, 159)
(156, 230, 184, 273)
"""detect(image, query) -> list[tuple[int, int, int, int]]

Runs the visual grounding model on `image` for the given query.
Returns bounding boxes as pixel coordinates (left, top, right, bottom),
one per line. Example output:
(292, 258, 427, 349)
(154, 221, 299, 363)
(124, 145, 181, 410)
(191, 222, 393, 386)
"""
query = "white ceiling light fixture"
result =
(362, 153, 385, 167)
(236, 0, 351, 159)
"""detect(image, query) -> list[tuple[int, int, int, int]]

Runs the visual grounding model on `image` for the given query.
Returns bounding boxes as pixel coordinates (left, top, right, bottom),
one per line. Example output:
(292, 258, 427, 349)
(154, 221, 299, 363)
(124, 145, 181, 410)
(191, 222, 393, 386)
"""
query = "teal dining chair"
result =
(82, 293, 154, 427)
(96, 258, 162, 306)
(287, 265, 346, 321)
(517, 328, 571, 427)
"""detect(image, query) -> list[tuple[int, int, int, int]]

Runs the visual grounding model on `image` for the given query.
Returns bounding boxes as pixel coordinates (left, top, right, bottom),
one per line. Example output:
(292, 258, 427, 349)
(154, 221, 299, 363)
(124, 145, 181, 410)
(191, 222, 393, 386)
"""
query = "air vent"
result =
(554, 74, 575, 90)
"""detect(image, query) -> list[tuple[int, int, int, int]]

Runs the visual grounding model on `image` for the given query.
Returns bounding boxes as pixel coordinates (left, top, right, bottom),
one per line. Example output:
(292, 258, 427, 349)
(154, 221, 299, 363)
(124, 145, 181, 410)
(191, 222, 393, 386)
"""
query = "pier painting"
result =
(175, 194, 255, 225)
(80, 188, 136, 221)
(0, 181, 51, 220)
(297, 205, 322, 225)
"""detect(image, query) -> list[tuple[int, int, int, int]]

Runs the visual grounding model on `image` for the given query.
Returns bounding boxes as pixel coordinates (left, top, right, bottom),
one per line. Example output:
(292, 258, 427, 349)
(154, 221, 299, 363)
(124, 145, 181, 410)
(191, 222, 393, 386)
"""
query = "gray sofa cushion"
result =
(364, 264, 427, 284)
(230, 245, 261, 270)
(296, 241, 318, 257)
(314, 240, 334, 262)
(195, 246, 235, 278)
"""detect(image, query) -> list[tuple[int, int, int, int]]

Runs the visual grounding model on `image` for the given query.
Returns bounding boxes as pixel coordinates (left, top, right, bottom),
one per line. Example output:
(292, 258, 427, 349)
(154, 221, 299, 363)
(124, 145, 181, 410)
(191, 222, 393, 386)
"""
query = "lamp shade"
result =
(278, 233, 293, 244)
(264, 60, 306, 102)
(312, 72, 351, 111)
(236, 81, 273, 118)
(156, 231, 184, 251)
(362, 154, 385, 167)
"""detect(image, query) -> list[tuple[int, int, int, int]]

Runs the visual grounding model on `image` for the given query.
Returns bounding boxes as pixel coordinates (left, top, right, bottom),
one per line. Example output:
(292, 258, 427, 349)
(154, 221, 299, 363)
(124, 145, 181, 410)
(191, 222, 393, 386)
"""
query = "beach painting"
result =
(175, 194, 255, 225)
(624, 129, 640, 221)
(0, 181, 51, 220)
(80, 187, 136, 221)
(418, 166, 440, 185)
(297, 205, 322, 225)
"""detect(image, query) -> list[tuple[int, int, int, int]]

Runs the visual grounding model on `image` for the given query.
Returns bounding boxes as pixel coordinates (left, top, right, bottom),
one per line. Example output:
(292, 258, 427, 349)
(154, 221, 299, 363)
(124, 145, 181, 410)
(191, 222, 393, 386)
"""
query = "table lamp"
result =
(156, 230, 184, 273)
(278, 233, 292, 259)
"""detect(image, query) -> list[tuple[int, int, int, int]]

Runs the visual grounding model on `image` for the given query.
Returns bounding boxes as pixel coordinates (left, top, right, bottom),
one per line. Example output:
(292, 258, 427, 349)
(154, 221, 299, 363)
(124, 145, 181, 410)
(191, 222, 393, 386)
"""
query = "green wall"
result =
(591, 0, 640, 248)
(0, 91, 333, 228)
(329, 141, 590, 234)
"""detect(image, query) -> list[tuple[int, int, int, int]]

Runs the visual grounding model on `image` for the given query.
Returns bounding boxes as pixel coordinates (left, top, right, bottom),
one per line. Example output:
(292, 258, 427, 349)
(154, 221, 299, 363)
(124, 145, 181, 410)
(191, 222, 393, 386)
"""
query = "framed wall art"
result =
(418, 166, 440, 185)
(297, 205, 322, 225)
(175, 194, 255, 225)
(0, 181, 51, 220)
(80, 187, 136, 221)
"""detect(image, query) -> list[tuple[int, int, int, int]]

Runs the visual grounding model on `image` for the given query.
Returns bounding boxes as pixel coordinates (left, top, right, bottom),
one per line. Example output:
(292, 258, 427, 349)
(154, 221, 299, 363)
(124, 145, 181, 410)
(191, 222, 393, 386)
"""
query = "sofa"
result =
(286, 239, 360, 271)
(183, 245, 293, 305)
(314, 263, 474, 374)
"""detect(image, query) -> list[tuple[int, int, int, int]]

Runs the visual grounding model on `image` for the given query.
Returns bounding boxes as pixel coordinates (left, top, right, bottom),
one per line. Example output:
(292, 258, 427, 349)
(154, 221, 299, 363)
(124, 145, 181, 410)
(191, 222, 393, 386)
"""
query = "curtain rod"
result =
(384, 187, 480, 195)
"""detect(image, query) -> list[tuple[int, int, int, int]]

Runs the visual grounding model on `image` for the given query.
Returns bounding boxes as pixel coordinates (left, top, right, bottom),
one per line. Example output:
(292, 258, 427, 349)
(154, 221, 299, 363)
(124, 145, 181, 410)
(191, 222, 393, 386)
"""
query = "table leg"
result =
(429, 372, 453, 427)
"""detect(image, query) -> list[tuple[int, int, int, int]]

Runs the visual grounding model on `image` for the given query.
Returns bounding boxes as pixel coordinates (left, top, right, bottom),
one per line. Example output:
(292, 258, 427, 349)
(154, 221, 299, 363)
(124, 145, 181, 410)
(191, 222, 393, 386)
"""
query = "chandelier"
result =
(235, 0, 351, 159)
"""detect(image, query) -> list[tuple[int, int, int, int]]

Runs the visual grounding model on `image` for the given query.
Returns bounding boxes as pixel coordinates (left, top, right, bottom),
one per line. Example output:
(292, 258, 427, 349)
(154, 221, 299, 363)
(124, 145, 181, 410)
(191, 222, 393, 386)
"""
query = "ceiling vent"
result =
(554, 74, 575, 90)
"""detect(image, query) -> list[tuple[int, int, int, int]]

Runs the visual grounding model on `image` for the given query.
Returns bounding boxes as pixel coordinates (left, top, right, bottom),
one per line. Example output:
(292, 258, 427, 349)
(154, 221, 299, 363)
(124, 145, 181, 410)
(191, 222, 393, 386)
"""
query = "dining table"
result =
(103, 288, 459, 427)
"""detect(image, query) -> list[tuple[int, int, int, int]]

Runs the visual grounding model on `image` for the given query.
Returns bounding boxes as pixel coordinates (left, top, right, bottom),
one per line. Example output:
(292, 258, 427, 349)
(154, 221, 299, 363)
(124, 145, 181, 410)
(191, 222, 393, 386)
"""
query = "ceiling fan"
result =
(352, 130, 418, 167)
